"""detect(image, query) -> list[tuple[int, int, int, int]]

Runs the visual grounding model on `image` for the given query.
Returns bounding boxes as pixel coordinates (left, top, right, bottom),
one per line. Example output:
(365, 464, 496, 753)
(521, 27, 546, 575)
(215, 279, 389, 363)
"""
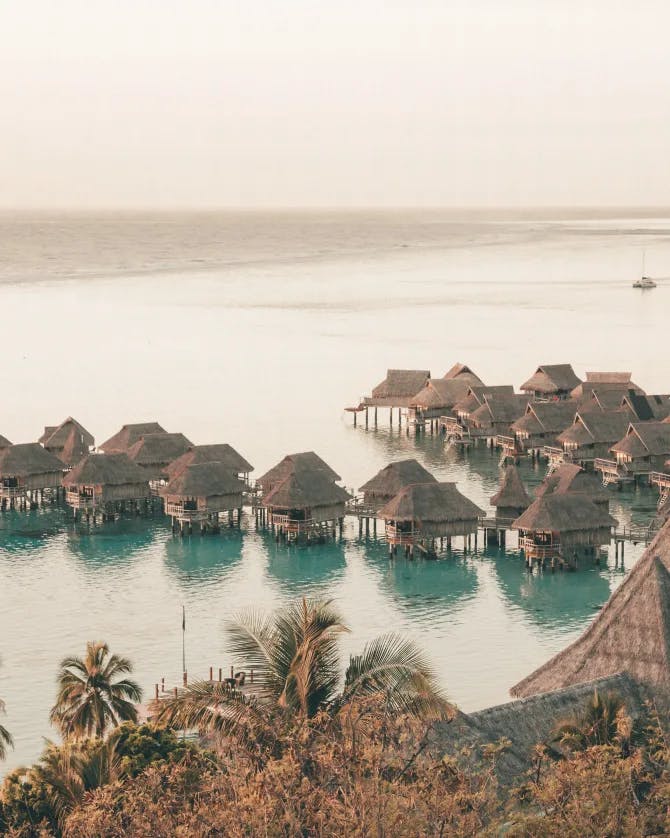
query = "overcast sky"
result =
(1, 1, 669, 208)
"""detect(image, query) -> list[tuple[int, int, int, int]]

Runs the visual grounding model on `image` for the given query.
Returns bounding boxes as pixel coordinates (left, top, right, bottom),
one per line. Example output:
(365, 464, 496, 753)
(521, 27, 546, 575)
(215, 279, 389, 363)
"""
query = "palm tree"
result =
(155, 597, 449, 743)
(50, 641, 142, 740)
(0, 696, 12, 760)
(552, 690, 626, 752)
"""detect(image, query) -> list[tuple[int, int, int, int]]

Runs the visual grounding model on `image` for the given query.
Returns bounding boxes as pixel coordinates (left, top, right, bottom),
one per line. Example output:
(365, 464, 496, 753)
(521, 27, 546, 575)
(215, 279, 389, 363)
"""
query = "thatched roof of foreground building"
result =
(63, 453, 149, 488)
(165, 444, 254, 481)
(378, 482, 484, 532)
(409, 379, 475, 412)
(535, 463, 610, 507)
(491, 465, 531, 512)
(511, 401, 577, 439)
(442, 363, 484, 386)
(622, 393, 670, 422)
(521, 364, 581, 396)
(433, 673, 648, 787)
(512, 495, 616, 545)
(0, 443, 65, 478)
(557, 410, 631, 449)
(570, 372, 645, 400)
(365, 369, 431, 407)
(99, 422, 167, 453)
(257, 452, 341, 494)
(611, 421, 670, 459)
(39, 417, 94, 449)
(262, 469, 350, 511)
(359, 459, 437, 500)
(160, 462, 244, 502)
(126, 433, 193, 468)
(0, 435, 12, 450)
(511, 519, 670, 700)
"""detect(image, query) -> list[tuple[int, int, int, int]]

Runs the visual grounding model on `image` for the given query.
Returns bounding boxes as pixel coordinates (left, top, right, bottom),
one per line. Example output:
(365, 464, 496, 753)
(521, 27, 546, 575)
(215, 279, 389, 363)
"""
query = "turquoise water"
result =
(0, 209, 667, 774)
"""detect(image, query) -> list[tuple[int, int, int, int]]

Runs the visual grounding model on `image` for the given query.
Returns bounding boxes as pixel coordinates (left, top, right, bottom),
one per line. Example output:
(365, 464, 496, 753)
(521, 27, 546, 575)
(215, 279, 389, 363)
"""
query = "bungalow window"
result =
(2, 477, 18, 489)
(184, 498, 197, 512)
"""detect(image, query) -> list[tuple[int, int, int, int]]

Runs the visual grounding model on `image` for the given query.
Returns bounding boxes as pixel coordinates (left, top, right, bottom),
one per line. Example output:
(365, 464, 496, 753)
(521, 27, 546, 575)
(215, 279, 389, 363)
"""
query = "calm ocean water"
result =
(0, 209, 668, 774)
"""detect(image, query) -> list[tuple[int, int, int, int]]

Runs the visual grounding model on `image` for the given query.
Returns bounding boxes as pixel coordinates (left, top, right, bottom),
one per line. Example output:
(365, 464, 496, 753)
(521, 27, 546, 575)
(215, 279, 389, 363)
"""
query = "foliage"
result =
(49, 641, 142, 741)
(551, 689, 629, 753)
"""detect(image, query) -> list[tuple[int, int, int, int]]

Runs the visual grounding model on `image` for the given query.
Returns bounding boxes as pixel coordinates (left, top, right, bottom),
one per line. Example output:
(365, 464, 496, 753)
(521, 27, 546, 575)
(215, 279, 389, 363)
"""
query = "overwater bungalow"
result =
(257, 451, 341, 496)
(0, 443, 65, 509)
(160, 462, 245, 534)
(599, 420, 670, 485)
(453, 385, 515, 423)
(357, 459, 437, 514)
(535, 463, 610, 510)
(512, 494, 616, 568)
(509, 401, 577, 454)
(63, 453, 151, 518)
(510, 520, 670, 702)
(357, 369, 430, 427)
(260, 467, 350, 543)
(377, 482, 484, 556)
(520, 364, 581, 401)
(490, 464, 531, 522)
(552, 410, 631, 468)
(569, 371, 644, 401)
(442, 362, 484, 385)
(99, 422, 167, 454)
(165, 444, 254, 484)
(126, 432, 193, 485)
(39, 417, 95, 466)
(408, 379, 480, 426)
(469, 393, 529, 440)
(621, 392, 670, 422)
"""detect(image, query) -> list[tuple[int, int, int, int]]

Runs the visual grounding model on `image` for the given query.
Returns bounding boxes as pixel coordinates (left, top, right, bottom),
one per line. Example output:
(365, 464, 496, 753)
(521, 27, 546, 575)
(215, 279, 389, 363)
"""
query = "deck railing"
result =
(650, 471, 670, 489)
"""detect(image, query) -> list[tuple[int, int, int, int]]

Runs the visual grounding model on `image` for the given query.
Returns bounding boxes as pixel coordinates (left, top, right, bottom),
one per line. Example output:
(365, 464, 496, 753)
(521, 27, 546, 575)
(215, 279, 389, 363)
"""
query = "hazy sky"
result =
(1, 1, 669, 208)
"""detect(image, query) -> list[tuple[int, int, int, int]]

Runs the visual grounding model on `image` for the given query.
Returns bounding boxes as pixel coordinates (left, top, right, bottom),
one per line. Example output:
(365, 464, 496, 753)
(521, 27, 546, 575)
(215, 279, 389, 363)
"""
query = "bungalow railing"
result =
(543, 446, 565, 472)
(65, 490, 97, 510)
(345, 497, 378, 518)
(518, 536, 560, 559)
(650, 471, 670, 489)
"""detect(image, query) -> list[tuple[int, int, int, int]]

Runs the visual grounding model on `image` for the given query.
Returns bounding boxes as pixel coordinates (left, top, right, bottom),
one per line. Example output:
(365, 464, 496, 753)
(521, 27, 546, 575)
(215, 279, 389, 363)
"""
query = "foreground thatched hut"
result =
(535, 463, 610, 510)
(512, 494, 616, 568)
(491, 465, 531, 522)
(257, 452, 341, 496)
(358, 459, 437, 513)
(39, 417, 94, 466)
(63, 453, 151, 517)
(520, 364, 581, 401)
(377, 482, 484, 556)
(0, 443, 65, 509)
(126, 432, 193, 484)
(160, 462, 245, 534)
(165, 444, 254, 484)
(99, 422, 167, 454)
(260, 467, 350, 543)
(510, 519, 670, 702)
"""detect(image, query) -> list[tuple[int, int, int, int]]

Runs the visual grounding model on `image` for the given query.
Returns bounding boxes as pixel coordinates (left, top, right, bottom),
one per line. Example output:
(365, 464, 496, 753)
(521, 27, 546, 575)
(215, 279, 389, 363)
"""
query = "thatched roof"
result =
(367, 369, 431, 406)
(0, 435, 12, 450)
(454, 385, 515, 416)
(557, 410, 631, 447)
(571, 372, 644, 399)
(623, 393, 670, 422)
(512, 401, 577, 436)
(164, 444, 254, 481)
(0, 443, 65, 477)
(409, 378, 474, 411)
(262, 469, 350, 510)
(63, 453, 149, 487)
(470, 394, 528, 428)
(377, 482, 484, 524)
(442, 363, 484, 385)
(258, 452, 341, 492)
(513, 494, 616, 535)
(126, 433, 193, 466)
(535, 464, 610, 505)
(100, 422, 167, 453)
(40, 417, 94, 449)
(434, 673, 648, 786)
(611, 422, 670, 458)
(160, 462, 243, 499)
(359, 459, 437, 496)
(491, 465, 531, 510)
(511, 519, 670, 699)
(521, 364, 581, 395)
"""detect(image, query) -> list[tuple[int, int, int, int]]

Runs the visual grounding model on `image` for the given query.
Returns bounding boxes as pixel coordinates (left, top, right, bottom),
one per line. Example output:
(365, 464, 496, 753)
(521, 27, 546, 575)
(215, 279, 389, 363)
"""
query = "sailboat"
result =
(633, 251, 657, 288)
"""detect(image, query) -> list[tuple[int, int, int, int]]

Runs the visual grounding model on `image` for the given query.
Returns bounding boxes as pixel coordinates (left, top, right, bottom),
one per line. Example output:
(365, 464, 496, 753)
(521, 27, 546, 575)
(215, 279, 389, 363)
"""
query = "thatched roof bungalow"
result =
(99, 422, 167, 454)
(39, 417, 94, 466)
(610, 421, 670, 476)
(364, 369, 430, 408)
(442, 362, 483, 385)
(512, 495, 616, 564)
(490, 465, 531, 521)
(556, 410, 631, 465)
(0, 443, 65, 504)
(510, 401, 577, 451)
(520, 364, 581, 400)
(621, 393, 670, 422)
(409, 379, 479, 420)
(511, 520, 670, 701)
(570, 371, 644, 400)
(63, 453, 151, 513)
(261, 468, 350, 540)
(469, 394, 529, 438)
(257, 452, 341, 496)
(535, 463, 610, 510)
(0, 435, 12, 450)
(453, 385, 515, 422)
(126, 432, 193, 482)
(160, 463, 244, 528)
(358, 459, 437, 512)
(165, 444, 254, 483)
(378, 482, 484, 549)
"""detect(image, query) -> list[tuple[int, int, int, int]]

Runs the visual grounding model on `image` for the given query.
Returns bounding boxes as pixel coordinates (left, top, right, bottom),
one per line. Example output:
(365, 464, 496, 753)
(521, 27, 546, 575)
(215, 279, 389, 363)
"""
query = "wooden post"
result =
(218, 667, 222, 682)
(209, 666, 213, 681)
(155, 683, 159, 700)
(183, 671, 188, 686)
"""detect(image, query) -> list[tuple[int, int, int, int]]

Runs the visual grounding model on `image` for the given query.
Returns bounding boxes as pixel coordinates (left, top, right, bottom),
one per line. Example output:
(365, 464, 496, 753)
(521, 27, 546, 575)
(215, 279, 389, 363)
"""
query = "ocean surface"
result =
(0, 208, 669, 774)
